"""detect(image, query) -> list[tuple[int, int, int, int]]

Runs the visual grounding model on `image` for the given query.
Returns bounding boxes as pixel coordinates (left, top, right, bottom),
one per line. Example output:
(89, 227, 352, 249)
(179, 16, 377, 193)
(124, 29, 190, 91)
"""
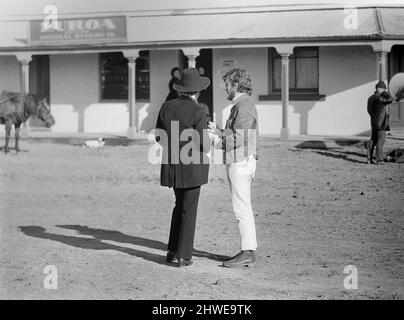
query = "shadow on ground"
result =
(0, 146, 28, 152)
(294, 139, 369, 164)
(295, 139, 367, 150)
(386, 135, 404, 141)
(19, 137, 151, 147)
(314, 150, 366, 164)
(18, 225, 229, 266)
(295, 141, 329, 150)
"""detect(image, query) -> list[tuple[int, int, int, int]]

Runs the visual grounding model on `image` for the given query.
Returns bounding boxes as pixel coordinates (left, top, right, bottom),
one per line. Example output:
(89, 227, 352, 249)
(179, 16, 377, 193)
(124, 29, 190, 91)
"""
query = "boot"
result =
(222, 250, 256, 268)
(177, 258, 193, 268)
(166, 251, 178, 263)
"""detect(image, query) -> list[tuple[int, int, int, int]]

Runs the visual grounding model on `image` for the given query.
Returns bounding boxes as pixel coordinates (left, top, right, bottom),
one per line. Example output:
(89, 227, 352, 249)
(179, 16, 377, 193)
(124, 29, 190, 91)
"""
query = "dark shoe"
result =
(177, 258, 193, 268)
(224, 253, 238, 262)
(367, 159, 377, 165)
(166, 251, 178, 263)
(222, 250, 256, 268)
(375, 160, 385, 165)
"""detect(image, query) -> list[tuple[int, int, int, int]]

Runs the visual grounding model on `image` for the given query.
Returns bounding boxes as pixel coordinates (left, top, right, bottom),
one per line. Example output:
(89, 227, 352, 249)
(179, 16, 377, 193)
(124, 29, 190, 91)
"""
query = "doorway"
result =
(29, 55, 50, 129)
(179, 49, 213, 118)
(388, 45, 404, 130)
(196, 49, 213, 119)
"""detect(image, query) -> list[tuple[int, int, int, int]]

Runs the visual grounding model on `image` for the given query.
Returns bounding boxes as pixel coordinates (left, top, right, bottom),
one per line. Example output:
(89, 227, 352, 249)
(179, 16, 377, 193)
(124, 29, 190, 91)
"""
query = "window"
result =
(100, 51, 150, 101)
(271, 47, 319, 93)
(259, 47, 324, 101)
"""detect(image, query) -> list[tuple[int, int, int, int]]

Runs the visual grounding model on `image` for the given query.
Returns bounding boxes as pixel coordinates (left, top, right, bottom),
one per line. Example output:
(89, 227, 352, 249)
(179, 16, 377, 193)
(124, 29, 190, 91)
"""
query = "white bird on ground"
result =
(84, 137, 105, 148)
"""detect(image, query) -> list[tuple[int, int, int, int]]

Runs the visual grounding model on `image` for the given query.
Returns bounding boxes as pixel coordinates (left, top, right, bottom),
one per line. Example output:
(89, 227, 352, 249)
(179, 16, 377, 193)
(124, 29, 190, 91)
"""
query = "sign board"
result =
(28, 16, 127, 45)
(218, 58, 238, 88)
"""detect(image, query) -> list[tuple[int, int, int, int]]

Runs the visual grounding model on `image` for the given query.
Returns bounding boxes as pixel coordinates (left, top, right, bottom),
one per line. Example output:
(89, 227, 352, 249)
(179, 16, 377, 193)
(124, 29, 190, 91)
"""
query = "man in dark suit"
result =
(155, 68, 211, 267)
(367, 81, 395, 165)
(195, 91, 212, 122)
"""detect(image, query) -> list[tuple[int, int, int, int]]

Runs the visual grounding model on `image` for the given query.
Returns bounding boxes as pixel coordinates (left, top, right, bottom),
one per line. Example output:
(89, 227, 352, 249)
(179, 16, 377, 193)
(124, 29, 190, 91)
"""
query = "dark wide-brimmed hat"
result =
(173, 68, 210, 92)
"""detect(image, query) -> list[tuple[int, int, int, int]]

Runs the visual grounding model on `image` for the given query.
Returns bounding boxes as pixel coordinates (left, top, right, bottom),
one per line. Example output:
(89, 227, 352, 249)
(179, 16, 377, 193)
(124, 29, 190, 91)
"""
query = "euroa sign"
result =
(28, 16, 127, 44)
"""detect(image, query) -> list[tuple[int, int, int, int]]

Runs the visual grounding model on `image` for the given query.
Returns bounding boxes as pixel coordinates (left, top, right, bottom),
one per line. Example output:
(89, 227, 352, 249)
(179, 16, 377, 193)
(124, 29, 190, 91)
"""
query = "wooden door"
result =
(388, 46, 404, 130)
(29, 55, 50, 129)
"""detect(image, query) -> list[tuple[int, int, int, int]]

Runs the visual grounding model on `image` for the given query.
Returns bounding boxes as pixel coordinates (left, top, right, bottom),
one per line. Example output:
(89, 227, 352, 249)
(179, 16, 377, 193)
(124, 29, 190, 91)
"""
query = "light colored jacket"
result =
(219, 93, 259, 164)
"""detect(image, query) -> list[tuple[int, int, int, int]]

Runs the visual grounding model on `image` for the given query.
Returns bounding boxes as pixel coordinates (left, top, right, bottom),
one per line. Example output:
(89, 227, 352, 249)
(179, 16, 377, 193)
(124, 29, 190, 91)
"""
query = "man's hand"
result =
(208, 122, 222, 136)
(395, 88, 404, 102)
(207, 122, 224, 148)
(379, 90, 394, 104)
(208, 121, 217, 131)
(381, 90, 390, 98)
(208, 131, 221, 145)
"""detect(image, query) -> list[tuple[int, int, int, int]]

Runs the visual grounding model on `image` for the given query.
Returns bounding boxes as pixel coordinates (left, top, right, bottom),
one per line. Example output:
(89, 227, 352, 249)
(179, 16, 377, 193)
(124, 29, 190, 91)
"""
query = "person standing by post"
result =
(195, 91, 212, 122)
(165, 67, 181, 102)
(197, 66, 213, 120)
(155, 68, 211, 267)
(367, 81, 394, 165)
(208, 68, 259, 268)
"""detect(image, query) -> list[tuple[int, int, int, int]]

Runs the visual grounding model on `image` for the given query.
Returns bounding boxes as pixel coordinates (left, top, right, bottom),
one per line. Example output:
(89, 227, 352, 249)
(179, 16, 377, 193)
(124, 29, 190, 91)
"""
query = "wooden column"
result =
(16, 53, 32, 136)
(123, 50, 139, 139)
(181, 47, 201, 69)
(280, 53, 290, 140)
(374, 46, 391, 124)
(376, 51, 388, 84)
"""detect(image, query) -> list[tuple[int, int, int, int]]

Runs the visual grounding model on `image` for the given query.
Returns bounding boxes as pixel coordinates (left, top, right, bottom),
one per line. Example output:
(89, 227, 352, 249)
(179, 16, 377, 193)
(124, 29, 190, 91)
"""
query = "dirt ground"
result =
(0, 135, 403, 300)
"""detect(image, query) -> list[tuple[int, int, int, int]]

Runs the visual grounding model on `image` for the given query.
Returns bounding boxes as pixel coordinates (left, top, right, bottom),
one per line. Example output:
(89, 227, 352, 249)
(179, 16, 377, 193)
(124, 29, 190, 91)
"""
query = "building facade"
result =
(0, 5, 403, 138)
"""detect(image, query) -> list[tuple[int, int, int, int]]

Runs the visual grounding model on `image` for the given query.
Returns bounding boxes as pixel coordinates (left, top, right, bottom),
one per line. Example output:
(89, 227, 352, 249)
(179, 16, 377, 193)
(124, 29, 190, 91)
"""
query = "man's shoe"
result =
(166, 251, 178, 263)
(222, 251, 256, 268)
(224, 253, 238, 262)
(177, 258, 193, 268)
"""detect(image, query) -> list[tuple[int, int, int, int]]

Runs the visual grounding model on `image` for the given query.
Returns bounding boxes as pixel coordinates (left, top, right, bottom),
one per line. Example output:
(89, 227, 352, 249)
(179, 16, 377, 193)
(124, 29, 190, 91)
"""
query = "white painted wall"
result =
(314, 46, 376, 135)
(50, 53, 132, 134)
(212, 47, 276, 130)
(139, 49, 179, 132)
(212, 45, 377, 136)
(0, 56, 20, 136)
(0, 55, 20, 92)
(50, 54, 95, 133)
(1, 46, 378, 137)
(49, 50, 178, 134)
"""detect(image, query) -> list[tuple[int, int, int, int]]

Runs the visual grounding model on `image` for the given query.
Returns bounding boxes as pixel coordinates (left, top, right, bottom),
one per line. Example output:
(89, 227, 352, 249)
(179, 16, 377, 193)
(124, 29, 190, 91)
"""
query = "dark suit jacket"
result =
(367, 91, 393, 131)
(198, 102, 212, 122)
(156, 96, 210, 188)
(165, 78, 179, 101)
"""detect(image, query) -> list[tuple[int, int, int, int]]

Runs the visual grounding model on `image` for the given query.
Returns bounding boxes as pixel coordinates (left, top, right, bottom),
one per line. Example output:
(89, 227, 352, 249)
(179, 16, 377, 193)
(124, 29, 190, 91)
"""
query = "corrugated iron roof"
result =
(129, 7, 381, 42)
(378, 7, 404, 37)
(0, 6, 403, 50)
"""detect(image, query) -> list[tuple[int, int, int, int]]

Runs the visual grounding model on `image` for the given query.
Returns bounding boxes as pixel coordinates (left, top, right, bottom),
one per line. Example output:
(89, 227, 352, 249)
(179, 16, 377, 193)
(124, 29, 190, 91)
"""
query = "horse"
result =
(0, 90, 55, 153)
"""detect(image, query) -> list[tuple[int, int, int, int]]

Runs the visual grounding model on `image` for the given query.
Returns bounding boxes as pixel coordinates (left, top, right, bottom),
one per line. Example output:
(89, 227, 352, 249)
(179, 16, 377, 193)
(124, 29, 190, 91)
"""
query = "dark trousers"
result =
(368, 130, 386, 162)
(167, 186, 201, 260)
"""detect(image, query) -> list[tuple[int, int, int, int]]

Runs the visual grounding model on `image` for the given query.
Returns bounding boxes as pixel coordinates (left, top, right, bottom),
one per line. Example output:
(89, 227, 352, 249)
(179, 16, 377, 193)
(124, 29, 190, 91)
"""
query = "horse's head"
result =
(37, 98, 55, 128)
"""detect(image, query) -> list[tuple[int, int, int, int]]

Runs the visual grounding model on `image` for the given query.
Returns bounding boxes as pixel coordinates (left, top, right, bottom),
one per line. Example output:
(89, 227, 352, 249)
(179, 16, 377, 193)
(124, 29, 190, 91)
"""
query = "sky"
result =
(0, 0, 403, 16)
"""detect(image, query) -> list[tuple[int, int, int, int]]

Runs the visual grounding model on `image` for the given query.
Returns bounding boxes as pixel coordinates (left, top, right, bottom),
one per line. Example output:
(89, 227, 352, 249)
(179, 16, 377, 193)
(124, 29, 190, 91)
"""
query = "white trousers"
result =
(226, 155, 257, 251)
